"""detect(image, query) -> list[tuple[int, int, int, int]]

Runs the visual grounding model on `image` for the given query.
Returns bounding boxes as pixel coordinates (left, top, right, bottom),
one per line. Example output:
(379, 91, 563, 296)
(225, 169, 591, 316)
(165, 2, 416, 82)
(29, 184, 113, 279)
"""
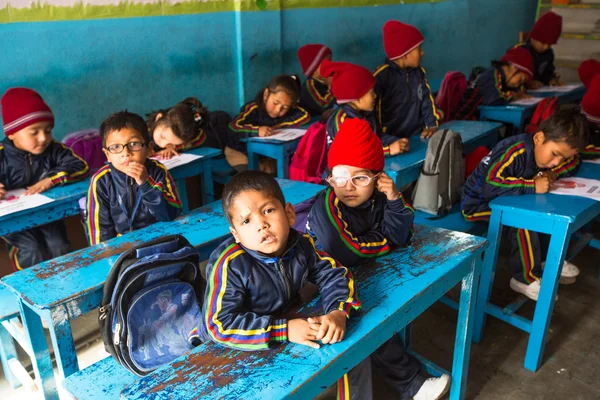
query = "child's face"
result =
(530, 38, 551, 53)
(533, 131, 578, 169)
(9, 121, 53, 155)
(102, 128, 148, 174)
(506, 65, 530, 88)
(351, 88, 377, 112)
(405, 45, 424, 68)
(329, 165, 376, 208)
(228, 190, 296, 257)
(153, 124, 184, 149)
(263, 89, 294, 119)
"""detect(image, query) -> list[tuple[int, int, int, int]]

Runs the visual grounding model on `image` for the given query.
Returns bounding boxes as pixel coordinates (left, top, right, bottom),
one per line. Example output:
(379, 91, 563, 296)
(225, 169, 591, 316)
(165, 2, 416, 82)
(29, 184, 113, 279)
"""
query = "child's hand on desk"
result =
(549, 78, 564, 87)
(389, 138, 410, 155)
(127, 162, 149, 186)
(421, 127, 438, 139)
(512, 91, 532, 100)
(542, 170, 557, 185)
(309, 310, 347, 345)
(288, 318, 321, 349)
(534, 174, 551, 194)
(528, 80, 544, 90)
(155, 146, 179, 160)
(25, 178, 53, 195)
(0, 183, 6, 200)
(258, 126, 273, 137)
(376, 172, 400, 201)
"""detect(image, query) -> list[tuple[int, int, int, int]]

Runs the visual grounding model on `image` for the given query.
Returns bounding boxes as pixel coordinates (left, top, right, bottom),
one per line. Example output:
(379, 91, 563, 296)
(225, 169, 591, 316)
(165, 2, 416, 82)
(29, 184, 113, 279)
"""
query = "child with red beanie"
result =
(455, 47, 534, 121)
(297, 44, 335, 116)
(515, 11, 564, 89)
(320, 59, 408, 157)
(374, 20, 441, 140)
(0, 88, 88, 270)
(307, 118, 451, 400)
(580, 74, 600, 159)
(578, 59, 600, 90)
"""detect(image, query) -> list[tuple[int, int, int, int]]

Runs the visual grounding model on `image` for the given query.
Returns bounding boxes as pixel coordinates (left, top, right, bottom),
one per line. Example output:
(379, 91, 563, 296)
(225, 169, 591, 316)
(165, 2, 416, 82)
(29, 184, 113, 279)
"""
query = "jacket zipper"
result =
(128, 178, 134, 232)
(25, 154, 32, 185)
(277, 259, 291, 301)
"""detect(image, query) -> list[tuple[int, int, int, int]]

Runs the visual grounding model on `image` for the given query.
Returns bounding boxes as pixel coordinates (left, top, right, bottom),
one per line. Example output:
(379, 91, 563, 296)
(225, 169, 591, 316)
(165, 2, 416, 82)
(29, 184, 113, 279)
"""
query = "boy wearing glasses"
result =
(86, 111, 181, 245)
(0, 88, 88, 270)
(307, 118, 450, 400)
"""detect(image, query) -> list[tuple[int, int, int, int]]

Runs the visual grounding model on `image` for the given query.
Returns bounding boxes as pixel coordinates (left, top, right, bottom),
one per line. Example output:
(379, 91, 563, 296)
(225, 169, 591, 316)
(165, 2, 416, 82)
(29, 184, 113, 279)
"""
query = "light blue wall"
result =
(0, 0, 537, 140)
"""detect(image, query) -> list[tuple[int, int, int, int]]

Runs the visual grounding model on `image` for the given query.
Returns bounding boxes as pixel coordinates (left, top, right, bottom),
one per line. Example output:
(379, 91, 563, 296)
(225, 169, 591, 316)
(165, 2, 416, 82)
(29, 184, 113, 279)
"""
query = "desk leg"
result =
(247, 148, 259, 171)
(524, 220, 570, 372)
(202, 159, 215, 204)
(276, 147, 288, 179)
(47, 305, 79, 379)
(473, 211, 503, 343)
(0, 323, 20, 388)
(19, 300, 58, 400)
(176, 179, 189, 213)
(449, 256, 481, 400)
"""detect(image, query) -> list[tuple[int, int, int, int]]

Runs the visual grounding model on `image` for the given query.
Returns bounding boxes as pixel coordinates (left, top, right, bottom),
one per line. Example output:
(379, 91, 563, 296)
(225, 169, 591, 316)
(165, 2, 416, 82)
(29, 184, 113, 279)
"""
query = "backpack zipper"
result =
(114, 323, 121, 345)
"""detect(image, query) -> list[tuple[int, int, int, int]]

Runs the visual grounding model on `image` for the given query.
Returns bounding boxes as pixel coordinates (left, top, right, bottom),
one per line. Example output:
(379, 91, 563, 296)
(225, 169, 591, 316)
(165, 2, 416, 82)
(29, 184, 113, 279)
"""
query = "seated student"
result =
(201, 170, 360, 353)
(87, 111, 182, 245)
(462, 109, 588, 300)
(306, 118, 450, 400)
(147, 97, 228, 160)
(374, 20, 440, 140)
(580, 74, 600, 159)
(297, 44, 335, 116)
(454, 47, 534, 121)
(514, 11, 564, 89)
(320, 59, 408, 156)
(0, 88, 89, 270)
(228, 75, 310, 173)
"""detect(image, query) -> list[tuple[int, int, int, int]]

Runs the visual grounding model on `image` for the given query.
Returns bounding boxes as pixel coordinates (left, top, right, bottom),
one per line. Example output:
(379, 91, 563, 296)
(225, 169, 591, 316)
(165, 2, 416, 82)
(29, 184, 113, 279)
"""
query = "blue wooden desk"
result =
(61, 225, 487, 400)
(244, 134, 304, 178)
(0, 179, 324, 400)
(529, 84, 586, 105)
(385, 120, 502, 189)
(478, 103, 536, 135)
(473, 162, 600, 372)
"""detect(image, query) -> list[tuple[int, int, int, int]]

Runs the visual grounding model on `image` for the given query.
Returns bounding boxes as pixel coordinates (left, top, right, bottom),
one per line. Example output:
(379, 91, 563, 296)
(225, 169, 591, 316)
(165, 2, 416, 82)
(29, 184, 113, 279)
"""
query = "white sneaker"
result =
(510, 278, 541, 301)
(541, 260, 580, 278)
(413, 374, 451, 400)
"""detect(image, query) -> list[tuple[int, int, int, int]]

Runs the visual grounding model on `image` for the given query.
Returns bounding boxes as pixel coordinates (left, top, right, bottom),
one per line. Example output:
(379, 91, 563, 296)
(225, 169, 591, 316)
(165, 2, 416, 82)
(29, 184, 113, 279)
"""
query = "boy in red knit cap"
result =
(580, 74, 600, 159)
(374, 20, 441, 140)
(515, 11, 564, 89)
(297, 44, 335, 116)
(307, 118, 451, 400)
(320, 59, 408, 157)
(0, 88, 88, 270)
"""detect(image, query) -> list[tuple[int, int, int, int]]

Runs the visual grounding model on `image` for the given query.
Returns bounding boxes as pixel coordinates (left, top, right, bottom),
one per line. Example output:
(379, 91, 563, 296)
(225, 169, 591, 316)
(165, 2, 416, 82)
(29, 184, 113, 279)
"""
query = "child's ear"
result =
(263, 89, 269, 103)
(285, 202, 296, 228)
(533, 130, 546, 145)
(229, 226, 241, 243)
(155, 113, 163, 122)
(102, 148, 110, 159)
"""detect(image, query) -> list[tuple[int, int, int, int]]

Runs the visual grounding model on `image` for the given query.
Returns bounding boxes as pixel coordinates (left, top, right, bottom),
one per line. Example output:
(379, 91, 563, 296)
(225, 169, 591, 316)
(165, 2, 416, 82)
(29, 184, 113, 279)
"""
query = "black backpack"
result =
(98, 235, 205, 376)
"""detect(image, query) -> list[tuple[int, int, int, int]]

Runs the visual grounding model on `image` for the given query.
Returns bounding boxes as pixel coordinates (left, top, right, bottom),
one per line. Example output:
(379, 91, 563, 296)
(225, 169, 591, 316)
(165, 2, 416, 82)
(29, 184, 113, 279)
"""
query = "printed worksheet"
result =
(550, 177, 600, 201)
(550, 84, 582, 93)
(510, 97, 544, 106)
(0, 189, 55, 218)
(253, 128, 307, 142)
(150, 153, 203, 170)
(583, 158, 600, 165)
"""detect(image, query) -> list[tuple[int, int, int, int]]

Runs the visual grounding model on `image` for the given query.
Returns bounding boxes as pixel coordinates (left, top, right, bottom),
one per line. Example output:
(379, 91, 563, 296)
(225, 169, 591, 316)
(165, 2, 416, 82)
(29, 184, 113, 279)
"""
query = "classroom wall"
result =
(0, 0, 538, 140)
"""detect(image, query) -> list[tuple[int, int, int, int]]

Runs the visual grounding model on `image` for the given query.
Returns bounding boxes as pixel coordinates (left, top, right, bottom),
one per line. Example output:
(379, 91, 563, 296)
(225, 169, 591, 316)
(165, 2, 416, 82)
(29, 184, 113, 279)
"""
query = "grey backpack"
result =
(411, 129, 464, 216)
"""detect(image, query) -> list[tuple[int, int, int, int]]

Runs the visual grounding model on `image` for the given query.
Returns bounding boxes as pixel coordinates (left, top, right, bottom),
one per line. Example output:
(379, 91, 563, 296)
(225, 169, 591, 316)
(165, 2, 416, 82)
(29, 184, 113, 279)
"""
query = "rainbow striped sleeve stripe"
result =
(421, 67, 441, 127)
(229, 103, 261, 134)
(87, 165, 111, 245)
(552, 155, 579, 177)
(383, 145, 391, 156)
(306, 79, 334, 108)
(462, 209, 491, 222)
(47, 142, 89, 185)
(582, 144, 600, 157)
(333, 108, 347, 135)
(205, 243, 287, 350)
(517, 228, 540, 284)
(148, 161, 182, 208)
(175, 129, 206, 151)
(324, 188, 390, 258)
(493, 69, 514, 101)
(277, 106, 311, 128)
(485, 142, 535, 189)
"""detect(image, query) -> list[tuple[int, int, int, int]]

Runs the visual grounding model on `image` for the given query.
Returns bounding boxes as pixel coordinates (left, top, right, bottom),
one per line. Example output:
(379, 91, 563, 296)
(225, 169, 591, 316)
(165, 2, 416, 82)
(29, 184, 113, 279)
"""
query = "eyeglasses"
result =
(105, 142, 146, 154)
(327, 173, 380, 188)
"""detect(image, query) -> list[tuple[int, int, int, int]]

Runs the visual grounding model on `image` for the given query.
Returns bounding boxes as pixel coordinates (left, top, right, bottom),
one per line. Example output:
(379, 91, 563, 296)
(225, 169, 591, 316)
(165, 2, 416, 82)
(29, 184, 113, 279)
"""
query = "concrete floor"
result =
(1, 244, 599, 400)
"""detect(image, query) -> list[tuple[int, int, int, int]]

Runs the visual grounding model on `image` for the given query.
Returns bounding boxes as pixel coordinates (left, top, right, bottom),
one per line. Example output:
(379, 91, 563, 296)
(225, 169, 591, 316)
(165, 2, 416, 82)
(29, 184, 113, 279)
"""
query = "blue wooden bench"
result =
(0, 179, 325, 400)
(473, 162, 600, 372)
(61, 225, 487, 400)
(0, 285, 26, 389)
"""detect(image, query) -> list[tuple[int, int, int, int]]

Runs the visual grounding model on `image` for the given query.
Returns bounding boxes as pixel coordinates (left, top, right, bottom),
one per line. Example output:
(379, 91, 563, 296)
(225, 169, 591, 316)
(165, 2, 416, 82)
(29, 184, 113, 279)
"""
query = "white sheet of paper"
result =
(550, 84, 582, 93)
(150, 153, 203, 170)
(550, 177, 600, 201)
(0, 188, 55, 218)
(511, 97, 544, 106)
(527, 86, 556, 93)
(583, 158, 600, 165)
(254, 128, 307, 142)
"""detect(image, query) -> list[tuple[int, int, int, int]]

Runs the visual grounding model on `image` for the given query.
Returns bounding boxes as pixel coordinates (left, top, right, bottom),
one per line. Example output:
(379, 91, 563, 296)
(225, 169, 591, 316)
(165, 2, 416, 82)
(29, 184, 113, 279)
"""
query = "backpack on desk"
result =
(412, 129, 465, 216)
(62, 129, 106, 174)
(98, 235, 205, 376)
(525, 96, 557, 134)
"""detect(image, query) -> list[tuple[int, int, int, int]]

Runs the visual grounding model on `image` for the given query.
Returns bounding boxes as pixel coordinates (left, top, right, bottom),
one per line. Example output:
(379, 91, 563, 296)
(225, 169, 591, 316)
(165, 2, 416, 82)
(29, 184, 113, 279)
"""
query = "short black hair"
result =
(222, 171, 286, 225)
(539, 108, 589, 151)
(99, 111, 149, 147)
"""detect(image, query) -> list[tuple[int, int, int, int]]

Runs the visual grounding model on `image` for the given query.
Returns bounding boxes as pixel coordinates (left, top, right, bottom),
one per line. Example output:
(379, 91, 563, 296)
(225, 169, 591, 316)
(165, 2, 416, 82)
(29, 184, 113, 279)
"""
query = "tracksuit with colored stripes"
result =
(514, 41, 559, 85)
(454, 66, 516, 121)
(200, 229, 361, 351)
(373, 60, 440, 139)
(581, 122, 600, 160)
(462, 134, 580, 284)
(299, 78, 335, 116)
(0, 138, 89, 270)
(86, 159, 182, 246)
(307, 188, 426, 400)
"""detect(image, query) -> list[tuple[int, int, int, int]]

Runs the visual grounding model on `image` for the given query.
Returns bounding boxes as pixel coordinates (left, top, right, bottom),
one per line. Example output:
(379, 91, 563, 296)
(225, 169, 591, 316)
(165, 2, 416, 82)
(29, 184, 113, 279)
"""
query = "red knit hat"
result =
(2, 88, 54, 137)
(581, 75, 600, 125)
(319, 59, 375, 104)
(530, 11, 562, 45)
(383, 20, 424, 60)
(297, 44, 332, 77)
(501, 48, 534, 79)
(578, 59, 600, 89)
(328, 118, 384, 171)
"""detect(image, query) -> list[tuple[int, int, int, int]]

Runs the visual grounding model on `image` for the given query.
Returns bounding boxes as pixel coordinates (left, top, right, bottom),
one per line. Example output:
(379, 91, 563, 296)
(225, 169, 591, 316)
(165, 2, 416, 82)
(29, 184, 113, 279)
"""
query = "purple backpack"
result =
(63, 129, 106, 174)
